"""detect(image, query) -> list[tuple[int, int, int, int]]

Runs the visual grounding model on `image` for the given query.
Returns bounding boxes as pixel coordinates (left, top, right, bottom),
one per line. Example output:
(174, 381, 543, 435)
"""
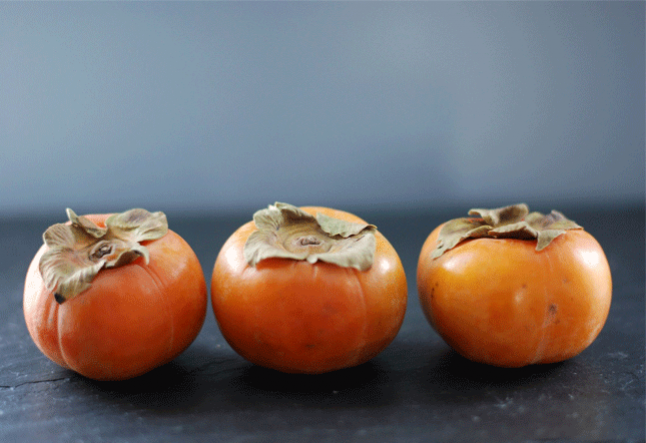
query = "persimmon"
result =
(417, 204, 612, 368)
(211, 203, 407, 374)
(24, 208, 207, 381)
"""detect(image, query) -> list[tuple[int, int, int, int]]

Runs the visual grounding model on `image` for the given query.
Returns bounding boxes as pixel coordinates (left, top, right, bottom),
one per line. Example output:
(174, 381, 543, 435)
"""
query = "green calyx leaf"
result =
(431, 203, 582, 259)
(244, 202, 377, 271)
(39, 208, 168, 303)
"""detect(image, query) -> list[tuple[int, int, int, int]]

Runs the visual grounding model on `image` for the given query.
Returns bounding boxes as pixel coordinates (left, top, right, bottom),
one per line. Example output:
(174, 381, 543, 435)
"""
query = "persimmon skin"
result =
(211, 207, 408, 374)
(417, 223, 612, 368)
(24, 214, 208, 381)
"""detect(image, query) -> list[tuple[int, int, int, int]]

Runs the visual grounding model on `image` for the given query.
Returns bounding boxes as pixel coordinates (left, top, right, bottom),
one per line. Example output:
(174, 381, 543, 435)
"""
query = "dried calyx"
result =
(39, 208, 168, 303)
(432, 203, 582, 259)
(244, 202, 377, 271)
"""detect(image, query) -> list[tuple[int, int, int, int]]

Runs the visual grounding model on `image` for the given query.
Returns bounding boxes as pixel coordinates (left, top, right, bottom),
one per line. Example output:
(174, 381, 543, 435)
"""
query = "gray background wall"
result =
(1, 2, 643, 217)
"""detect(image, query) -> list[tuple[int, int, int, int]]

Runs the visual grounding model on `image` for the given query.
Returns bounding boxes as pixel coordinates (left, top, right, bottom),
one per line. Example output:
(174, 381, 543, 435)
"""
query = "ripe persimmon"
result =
(417, 204, 612, 368)
(211, 203, 407, 374)
(24, 208, 207, 381)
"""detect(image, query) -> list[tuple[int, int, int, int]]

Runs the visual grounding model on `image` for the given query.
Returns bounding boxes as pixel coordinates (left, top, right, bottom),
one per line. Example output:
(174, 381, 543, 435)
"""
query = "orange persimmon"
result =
(24, 209, 207, 381)
(417, 204, 612, 368)
(211, 203, 407, 374)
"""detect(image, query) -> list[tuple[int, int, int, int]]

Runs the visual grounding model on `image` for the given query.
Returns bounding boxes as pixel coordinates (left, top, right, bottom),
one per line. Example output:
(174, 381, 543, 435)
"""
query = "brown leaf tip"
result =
(244, 202, 377, 270)
(431, 203, 582, 259)
(39, 208, 168, 303)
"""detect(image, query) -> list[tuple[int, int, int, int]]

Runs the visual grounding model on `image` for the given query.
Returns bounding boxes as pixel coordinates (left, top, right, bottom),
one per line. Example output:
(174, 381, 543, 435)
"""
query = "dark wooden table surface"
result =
(1, 205, 644, 443)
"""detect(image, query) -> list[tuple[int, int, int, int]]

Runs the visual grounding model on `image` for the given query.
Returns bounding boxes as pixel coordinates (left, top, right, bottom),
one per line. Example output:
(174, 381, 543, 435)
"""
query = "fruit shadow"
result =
(68, 341, 243, 413)
(404, 339, 586, 409)
(68, 338, 396, 414)
(226, 358, 395, 408)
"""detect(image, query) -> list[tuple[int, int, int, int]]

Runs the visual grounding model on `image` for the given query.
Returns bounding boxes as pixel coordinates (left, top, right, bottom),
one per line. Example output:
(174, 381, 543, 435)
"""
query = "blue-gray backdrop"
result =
(1, 2, 643, 217)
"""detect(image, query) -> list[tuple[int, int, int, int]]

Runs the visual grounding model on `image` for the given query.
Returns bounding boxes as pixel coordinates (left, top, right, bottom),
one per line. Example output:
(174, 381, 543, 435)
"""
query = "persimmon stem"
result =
(432, 203, 583, 259)
(39, 208, 168, 303)
(297, 236, 322, 247)
(244, 202, 377, 271)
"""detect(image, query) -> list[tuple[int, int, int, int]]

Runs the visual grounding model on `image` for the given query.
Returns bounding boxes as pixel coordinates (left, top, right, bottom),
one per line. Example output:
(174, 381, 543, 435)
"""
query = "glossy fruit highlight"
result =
(24, 209, 207, 380)
(211, 203, 407, 374)
(417, 204, 612, 367)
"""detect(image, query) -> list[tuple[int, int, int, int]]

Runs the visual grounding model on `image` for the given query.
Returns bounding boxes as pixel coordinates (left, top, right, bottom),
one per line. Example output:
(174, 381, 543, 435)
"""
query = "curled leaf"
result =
(432, 203, 582, 259)
(468, 204, 529, 227)
(39, 208, 168, 303)
(106, 209, 168, 242)
(66, 208, 108, 238)
(431, 220, 490, 259)
(244, 202, 377, 271)
(316, 212, 375, 238)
